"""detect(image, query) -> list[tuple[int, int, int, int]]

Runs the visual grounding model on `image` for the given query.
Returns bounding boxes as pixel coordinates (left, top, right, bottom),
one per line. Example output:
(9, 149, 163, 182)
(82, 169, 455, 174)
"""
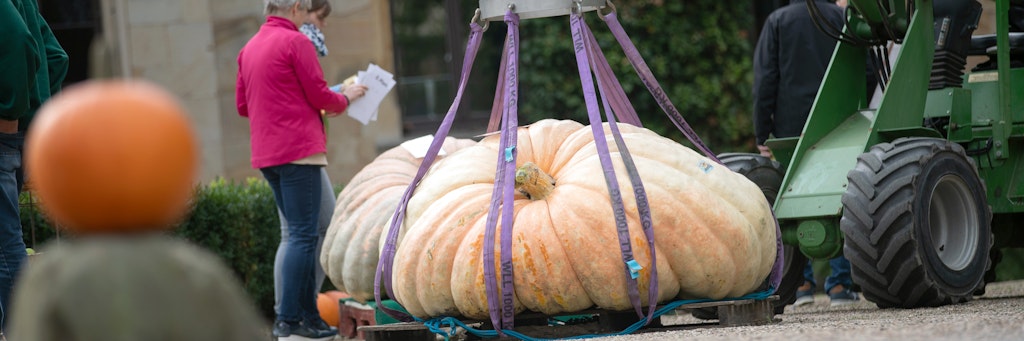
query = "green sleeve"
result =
(0, 0, 40, 121)
(38, 10, 68, 96)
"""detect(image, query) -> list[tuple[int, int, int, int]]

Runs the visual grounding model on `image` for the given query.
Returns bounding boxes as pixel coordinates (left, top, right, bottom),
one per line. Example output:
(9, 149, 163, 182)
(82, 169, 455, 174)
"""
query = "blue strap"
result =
(423, 288, 774, 341)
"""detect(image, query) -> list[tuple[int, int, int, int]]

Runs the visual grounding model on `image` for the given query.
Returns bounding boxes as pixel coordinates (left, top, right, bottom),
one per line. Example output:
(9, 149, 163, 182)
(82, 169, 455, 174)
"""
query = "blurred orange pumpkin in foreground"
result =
(26, 79, 199, 234)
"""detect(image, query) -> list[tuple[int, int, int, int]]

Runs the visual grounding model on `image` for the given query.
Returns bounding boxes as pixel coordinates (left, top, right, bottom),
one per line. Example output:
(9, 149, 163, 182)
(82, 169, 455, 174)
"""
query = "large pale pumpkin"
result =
(321, 137, 477, 302)
(389, 119, 777, 319)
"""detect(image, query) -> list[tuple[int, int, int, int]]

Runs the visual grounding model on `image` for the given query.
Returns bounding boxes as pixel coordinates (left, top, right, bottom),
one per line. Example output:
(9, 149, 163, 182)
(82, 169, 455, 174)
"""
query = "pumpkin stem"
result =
(514, 162, 555, 200)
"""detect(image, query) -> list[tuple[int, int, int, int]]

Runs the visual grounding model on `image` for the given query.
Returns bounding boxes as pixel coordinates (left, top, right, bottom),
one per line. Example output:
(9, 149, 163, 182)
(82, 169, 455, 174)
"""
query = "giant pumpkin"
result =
(321, 137, 477, 302)
(388, 119, 777, 319)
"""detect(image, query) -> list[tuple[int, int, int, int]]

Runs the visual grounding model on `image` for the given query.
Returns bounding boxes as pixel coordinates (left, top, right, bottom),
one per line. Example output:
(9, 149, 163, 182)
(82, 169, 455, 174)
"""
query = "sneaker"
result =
(304, 318, 337, 335)
(272, 320, 292, 338)
(793, 288, 815, 307)
(828, 287, 860, 307)
(792, 282, 815, 307)
(274, 319, 337, 340)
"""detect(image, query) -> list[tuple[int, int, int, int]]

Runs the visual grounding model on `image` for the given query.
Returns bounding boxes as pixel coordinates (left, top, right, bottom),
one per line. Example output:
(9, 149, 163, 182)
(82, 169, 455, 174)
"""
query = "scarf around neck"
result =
(300, 23, 329, 57)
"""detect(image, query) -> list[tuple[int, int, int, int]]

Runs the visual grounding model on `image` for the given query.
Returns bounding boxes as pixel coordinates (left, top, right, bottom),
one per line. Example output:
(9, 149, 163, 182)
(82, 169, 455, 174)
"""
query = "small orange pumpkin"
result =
(317, 291, 348, 328)
(25, 80, 199, 234)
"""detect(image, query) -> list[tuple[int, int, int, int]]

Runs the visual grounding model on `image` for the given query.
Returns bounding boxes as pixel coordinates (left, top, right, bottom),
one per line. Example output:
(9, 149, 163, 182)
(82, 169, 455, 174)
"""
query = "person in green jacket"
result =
(0, 0, 67, 335)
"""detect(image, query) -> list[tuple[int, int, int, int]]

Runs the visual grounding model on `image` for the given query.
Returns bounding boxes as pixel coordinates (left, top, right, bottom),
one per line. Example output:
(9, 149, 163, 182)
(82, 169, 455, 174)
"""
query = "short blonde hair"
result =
(264, 0, 312, 15)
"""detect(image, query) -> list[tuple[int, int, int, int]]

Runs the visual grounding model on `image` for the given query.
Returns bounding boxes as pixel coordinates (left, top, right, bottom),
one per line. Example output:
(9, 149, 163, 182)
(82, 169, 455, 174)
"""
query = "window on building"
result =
(38, 0, 100, 86)
(390, 0, 504, 138)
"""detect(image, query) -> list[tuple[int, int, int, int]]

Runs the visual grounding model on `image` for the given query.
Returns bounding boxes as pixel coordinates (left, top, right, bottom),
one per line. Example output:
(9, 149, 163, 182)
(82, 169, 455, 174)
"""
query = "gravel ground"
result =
(579, 279, 1024, 341)
(332, 280, 1024, 341)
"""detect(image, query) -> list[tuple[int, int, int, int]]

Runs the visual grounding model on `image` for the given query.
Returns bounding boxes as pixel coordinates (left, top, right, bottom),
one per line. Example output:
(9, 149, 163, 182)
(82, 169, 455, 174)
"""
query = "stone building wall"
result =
(92, 0, 401, 184)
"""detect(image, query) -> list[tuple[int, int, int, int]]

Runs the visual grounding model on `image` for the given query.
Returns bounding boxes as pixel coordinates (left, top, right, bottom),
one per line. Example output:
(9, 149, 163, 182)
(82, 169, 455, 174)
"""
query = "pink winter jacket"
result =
(235, 16, 348, 169)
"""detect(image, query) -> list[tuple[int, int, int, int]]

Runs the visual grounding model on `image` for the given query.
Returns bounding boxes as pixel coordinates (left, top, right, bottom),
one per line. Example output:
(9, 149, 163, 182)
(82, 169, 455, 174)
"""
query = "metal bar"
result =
(479, 0, 605, 21)
(995, 0, 1011, 159)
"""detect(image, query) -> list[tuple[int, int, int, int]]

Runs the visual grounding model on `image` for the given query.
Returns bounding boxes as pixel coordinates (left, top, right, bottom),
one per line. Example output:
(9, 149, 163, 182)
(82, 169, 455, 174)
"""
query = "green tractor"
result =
(723, 0, 1024, 309)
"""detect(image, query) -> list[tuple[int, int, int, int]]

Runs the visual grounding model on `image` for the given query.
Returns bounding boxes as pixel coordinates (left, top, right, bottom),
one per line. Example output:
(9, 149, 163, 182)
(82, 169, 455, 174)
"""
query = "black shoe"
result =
(273, 319, 336, 340)
(294, 318, 337, 339)
(828, 287, 860, 307)
(272, 320, 293, 338)
(793, 286, 815, 307)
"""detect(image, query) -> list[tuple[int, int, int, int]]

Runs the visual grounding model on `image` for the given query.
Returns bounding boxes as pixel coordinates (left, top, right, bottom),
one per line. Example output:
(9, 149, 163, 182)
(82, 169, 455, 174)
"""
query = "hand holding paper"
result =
(326, 85, 367, 118)
(341, 64, 395, 125)
(330, 75, 359, 93)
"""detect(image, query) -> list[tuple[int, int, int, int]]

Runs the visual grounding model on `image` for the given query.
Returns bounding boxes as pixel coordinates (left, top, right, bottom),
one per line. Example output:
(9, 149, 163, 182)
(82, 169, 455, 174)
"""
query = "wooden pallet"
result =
(358, 296, 778, 341)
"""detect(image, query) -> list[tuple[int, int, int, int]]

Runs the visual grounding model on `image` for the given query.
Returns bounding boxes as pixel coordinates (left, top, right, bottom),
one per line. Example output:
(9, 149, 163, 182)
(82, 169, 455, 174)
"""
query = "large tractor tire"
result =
(691, 153, 802, 319)
(841, 138, 992, 308)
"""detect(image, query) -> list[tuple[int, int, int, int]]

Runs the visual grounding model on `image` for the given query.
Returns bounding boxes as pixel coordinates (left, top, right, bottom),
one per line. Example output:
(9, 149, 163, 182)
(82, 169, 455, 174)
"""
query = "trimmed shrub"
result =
(21, 191, 59, 249)
(510, 0, 757, 152)
(174, 177, 280, 318)
(20, 177, 345, 318)
(20, 178, 283, 318)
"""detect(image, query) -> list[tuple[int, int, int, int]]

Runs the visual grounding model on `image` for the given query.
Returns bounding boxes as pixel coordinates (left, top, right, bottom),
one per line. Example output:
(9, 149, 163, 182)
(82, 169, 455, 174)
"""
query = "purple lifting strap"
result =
(584, 23, 642, 127)
(600, 11, 784, 292)
(601, 12, 721, 165)
(374, 22, 486, 322)
(570, 11, 656, 322)
(487, 41, 510, 133)
(581, 17, 659, 323)
(480, 10, 521, 334)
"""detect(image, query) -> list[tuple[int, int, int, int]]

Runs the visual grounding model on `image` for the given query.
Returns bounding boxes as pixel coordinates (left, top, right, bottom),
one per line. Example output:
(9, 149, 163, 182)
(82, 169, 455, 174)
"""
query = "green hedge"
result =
(21, 178, 347, 318)
(21, 178, 283, 318)
(509, 0, 757, 152)
(173, 178, 280, 318)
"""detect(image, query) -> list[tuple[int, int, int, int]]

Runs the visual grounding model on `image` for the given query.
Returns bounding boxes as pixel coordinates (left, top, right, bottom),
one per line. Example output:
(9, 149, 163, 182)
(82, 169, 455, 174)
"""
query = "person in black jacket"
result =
(752, 0, 860, 307)
(753, 0, 843, 156)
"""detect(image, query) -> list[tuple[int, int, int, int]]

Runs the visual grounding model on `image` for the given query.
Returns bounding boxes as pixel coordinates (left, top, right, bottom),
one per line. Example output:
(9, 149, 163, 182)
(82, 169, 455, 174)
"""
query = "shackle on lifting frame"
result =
(477, 0, 611, 23)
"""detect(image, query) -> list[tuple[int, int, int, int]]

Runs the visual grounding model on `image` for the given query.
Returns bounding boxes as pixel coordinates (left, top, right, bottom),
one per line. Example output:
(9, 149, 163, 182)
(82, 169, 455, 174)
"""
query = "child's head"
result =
(307, 0, 332, 28)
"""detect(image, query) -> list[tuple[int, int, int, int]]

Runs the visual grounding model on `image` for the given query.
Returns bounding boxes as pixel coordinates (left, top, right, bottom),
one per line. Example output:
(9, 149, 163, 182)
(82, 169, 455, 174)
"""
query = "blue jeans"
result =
(0, 133, 25, 331)
(803, 255, 853, 293)
(261, 164, 323, 322)
(274, 167, 334, 315)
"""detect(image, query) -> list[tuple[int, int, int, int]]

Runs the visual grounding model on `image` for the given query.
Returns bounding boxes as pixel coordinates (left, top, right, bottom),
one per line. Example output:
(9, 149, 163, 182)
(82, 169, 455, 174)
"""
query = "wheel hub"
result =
(928, 174, 980, 271)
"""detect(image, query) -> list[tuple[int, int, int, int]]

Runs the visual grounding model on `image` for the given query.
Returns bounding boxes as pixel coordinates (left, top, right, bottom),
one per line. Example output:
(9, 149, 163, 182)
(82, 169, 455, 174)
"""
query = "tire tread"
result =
(841, 138, 992, 308)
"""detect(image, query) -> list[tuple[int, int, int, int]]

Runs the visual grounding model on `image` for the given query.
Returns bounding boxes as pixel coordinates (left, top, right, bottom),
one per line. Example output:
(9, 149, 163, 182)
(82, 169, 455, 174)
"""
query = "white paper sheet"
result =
(345, 64, 395, 125)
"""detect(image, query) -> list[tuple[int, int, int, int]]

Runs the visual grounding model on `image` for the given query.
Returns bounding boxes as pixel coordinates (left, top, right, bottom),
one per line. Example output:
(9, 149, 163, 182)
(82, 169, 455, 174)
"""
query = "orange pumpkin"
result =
(389, 119, 777, 319)
(320, 137, 476, 303)
(317, 291, 348, 328)
(25, 80, 199, 234)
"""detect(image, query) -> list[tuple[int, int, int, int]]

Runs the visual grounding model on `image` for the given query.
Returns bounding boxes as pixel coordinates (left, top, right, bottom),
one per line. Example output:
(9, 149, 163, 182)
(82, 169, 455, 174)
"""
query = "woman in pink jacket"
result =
(235, 0, 366, 339)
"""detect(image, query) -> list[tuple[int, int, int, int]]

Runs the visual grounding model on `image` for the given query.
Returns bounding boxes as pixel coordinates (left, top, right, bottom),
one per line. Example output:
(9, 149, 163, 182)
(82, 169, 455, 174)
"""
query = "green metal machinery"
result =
(724, 0, 1024, 308)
